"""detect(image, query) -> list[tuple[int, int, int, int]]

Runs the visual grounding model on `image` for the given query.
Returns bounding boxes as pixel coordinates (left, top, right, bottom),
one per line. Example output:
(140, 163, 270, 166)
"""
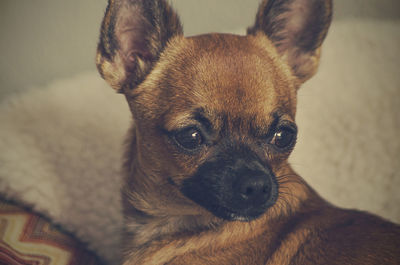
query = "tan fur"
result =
(96, 1, 400, 264)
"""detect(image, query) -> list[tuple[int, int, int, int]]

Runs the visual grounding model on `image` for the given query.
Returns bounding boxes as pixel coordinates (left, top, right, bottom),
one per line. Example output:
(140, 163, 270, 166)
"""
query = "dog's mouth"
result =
(182, 172, 279, 222)
(180, 147, 280, 222)
(209, 200, 276, 222)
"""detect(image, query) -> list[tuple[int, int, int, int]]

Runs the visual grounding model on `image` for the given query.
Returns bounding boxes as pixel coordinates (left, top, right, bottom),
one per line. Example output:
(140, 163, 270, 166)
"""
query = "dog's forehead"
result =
(139, 33, 297, 127)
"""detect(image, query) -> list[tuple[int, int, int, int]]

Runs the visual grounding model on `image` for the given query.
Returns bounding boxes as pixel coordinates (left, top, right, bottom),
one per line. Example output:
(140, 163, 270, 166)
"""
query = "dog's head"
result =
(97, 0, 332, 222)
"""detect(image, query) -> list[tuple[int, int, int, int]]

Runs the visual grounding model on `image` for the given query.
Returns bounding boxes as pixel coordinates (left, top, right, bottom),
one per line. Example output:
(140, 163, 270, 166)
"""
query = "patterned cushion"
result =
(0, 199, 102, 265)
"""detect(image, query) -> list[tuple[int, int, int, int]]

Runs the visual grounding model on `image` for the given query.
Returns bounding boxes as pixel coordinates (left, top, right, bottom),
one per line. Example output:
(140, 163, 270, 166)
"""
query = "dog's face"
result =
(129, 34, 298, 221)
(97, 0, 332, 221)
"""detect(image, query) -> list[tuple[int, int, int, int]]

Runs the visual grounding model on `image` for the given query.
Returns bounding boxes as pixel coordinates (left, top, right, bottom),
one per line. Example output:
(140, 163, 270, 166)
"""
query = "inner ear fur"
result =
(96, 0, 183, 93)
(248, 0, 333, 84)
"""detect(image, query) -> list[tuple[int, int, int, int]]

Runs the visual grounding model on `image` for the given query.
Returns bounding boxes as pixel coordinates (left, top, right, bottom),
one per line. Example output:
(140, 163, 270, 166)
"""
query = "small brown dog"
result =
(96, 0, 400, 264)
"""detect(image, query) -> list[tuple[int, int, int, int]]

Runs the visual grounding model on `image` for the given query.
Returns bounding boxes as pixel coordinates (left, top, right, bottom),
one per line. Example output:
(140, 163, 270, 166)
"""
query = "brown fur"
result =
(96, 0, 400, 264)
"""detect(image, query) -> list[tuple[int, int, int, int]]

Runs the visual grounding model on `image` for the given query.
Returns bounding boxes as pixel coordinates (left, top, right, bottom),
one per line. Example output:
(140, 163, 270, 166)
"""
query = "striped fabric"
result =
(0, 200, 102, 265)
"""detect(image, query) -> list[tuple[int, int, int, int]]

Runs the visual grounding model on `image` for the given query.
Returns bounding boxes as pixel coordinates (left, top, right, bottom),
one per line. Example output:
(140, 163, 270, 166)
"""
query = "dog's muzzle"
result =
(181, 151, 278, 221)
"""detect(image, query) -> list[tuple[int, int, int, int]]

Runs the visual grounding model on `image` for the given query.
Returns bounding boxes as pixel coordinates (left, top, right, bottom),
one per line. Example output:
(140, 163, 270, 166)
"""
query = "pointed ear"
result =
(96, 0, 183, 93)
(248, 0, 333, 84)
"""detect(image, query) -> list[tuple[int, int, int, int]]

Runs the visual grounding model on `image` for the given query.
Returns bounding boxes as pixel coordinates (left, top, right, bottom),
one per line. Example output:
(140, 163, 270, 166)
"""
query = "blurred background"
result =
(0, 0, 399, 99)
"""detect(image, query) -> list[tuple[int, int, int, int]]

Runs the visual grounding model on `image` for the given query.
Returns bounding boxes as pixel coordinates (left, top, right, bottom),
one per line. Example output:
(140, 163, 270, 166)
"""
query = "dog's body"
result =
(96, 0, 400, 264)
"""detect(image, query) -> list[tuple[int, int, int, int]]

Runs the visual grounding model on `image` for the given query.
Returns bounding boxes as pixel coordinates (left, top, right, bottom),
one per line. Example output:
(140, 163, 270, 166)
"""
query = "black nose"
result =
(237, 175, 271, 205)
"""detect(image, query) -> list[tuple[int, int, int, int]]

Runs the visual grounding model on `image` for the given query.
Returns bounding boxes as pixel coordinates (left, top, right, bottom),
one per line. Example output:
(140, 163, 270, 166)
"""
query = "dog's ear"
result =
(248, 0, 332, 84)
(96, 0, 183, 93)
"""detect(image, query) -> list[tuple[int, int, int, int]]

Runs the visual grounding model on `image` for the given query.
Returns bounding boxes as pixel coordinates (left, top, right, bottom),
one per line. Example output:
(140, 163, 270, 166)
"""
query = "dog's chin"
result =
(211, 203, 272, 222)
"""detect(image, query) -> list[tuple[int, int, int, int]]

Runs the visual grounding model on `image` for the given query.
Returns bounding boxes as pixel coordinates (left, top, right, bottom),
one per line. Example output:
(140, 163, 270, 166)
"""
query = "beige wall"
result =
(0, 0, 399, 99)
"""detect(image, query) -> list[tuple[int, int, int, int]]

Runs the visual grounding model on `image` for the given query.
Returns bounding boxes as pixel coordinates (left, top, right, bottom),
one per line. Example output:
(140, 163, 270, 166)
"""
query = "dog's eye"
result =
(270, 126, 296, 150)
(174, 127, 204, 151)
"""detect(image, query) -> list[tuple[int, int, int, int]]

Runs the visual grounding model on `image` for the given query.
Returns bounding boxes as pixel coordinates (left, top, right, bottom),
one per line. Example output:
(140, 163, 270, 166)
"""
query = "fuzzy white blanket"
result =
(1, 19, 399, 264)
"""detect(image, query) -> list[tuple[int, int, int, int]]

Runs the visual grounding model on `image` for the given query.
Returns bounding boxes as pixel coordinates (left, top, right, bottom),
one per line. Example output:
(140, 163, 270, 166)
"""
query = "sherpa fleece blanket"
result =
(0, 19, 399, 265)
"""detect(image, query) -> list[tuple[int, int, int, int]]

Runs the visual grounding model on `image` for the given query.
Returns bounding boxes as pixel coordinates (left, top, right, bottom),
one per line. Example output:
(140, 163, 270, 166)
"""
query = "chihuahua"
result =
(96, 0, 400, 264)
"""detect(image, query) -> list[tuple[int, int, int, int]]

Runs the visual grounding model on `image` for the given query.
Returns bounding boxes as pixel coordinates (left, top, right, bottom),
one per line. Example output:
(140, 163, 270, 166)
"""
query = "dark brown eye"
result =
(271, 127, 296, 149)
(174, 127, 203, 151)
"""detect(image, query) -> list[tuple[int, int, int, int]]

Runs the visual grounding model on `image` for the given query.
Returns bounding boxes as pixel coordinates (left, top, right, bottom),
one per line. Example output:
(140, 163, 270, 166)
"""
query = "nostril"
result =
(246, 186, 255, 196)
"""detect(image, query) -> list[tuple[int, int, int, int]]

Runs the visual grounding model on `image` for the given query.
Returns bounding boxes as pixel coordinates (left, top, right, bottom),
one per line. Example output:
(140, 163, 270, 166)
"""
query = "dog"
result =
(96, 0, 400, 264)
